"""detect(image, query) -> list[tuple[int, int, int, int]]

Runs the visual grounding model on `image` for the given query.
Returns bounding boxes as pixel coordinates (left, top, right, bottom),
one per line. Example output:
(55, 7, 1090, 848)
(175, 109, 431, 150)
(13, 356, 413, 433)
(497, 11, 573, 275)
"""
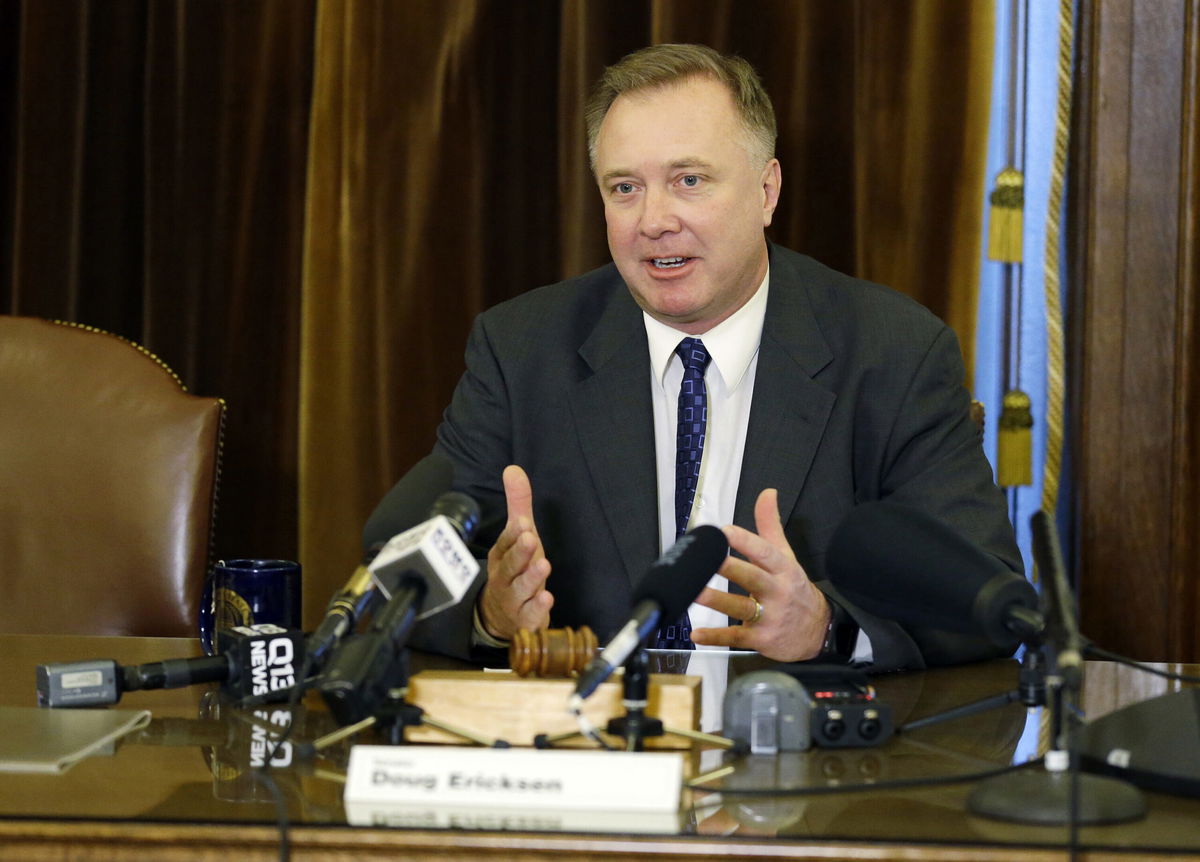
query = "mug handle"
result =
(198, 568, 216, 655)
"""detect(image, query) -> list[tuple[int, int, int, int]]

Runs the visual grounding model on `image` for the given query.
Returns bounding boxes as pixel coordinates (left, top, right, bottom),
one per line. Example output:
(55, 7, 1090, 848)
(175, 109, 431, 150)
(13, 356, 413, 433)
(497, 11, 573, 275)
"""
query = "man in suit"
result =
(375, 44, 1021, 670)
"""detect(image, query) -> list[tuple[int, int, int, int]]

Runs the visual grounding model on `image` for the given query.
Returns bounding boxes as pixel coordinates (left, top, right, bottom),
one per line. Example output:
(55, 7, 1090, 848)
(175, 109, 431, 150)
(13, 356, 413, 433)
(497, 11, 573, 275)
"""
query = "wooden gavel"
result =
(509, 626, 597, 677)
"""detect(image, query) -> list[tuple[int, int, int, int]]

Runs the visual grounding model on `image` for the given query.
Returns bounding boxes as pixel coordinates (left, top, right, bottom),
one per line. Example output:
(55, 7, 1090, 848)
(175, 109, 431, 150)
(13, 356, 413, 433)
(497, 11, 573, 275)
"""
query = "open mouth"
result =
(651, 257, 690, 269)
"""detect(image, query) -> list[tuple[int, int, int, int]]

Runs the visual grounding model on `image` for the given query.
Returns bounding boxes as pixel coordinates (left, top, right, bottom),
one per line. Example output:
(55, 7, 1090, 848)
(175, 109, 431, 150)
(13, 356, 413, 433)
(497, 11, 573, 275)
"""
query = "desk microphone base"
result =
(968, 765, 1147, 825)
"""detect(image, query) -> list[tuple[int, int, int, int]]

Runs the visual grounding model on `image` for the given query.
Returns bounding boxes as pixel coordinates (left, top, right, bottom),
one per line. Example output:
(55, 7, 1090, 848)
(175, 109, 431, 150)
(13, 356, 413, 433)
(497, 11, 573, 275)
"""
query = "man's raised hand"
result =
(478, 464, 554, 640)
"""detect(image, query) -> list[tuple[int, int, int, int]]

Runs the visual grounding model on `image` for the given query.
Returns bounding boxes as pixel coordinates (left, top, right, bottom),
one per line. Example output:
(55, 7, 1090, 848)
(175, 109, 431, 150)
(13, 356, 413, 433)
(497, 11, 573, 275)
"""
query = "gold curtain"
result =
(0, 1, 993, 627)
(300, 0, 491, 623)
(299, 0, 995, 623)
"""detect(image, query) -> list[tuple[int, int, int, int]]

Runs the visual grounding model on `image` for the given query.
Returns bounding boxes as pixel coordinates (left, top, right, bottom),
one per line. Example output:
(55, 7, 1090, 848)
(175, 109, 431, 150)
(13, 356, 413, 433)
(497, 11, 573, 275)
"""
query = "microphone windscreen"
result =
(362, 453, 457, 550)
(430, 491, 481, 543)
(826, 501, 1035, 647)
(633, 524, 729, 622)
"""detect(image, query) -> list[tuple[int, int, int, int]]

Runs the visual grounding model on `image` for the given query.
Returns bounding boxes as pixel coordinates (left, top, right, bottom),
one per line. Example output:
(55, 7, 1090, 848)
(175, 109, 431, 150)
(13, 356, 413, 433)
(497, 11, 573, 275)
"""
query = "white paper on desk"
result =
(0, 706, 151, 774)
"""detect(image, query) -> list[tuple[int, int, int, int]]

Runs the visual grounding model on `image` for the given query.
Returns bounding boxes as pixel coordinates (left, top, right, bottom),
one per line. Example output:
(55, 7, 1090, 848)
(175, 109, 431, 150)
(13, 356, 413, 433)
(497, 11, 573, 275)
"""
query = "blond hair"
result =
(584, 43, 777, 171)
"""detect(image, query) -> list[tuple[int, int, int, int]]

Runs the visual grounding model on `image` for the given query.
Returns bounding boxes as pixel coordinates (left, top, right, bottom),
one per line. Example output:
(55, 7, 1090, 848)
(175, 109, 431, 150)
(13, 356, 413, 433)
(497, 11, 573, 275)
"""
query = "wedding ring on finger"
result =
(747, 598, 763, 625)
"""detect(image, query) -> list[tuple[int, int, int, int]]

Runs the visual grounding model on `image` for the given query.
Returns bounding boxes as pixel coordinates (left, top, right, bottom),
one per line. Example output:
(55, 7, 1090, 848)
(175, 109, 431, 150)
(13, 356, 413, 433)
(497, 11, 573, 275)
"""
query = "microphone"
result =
(37, 624, 305, 708)
(305, 547, 383, 667)
(1030, 510, 1083, 689)
(572, 525, 729, 703)
(317, 492, 482, 727)
(307, 453, 458, 665)
(826, 501, 1042, 648)
(366, 489, 481, 621)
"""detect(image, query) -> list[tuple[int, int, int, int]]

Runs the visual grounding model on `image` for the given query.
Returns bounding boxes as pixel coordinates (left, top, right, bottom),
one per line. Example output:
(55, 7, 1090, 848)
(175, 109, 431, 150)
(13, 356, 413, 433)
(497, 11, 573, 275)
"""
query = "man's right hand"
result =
(478, 464, 554, 640)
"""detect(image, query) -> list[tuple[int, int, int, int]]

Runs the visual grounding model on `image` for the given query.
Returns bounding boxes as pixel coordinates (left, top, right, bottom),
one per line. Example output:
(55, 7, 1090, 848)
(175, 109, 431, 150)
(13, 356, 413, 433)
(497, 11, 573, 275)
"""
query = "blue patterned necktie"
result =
(653, 337, 711, 650)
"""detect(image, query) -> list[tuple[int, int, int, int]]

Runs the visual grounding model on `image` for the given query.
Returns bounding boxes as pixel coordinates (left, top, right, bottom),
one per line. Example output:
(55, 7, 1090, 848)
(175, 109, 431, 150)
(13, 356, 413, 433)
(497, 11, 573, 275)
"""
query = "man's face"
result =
(593, 76, 781, 335)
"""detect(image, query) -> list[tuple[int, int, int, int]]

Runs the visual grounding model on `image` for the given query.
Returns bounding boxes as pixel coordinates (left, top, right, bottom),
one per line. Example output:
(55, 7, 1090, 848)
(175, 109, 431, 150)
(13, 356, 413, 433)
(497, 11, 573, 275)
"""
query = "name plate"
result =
(344, 745, 683, 813)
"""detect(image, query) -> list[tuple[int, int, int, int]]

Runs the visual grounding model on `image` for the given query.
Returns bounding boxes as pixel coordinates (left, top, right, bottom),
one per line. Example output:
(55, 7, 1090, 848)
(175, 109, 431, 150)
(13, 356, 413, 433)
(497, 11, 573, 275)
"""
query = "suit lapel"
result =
(735, 250, 836, 532)
(568, 287, 660, 586)
(564, 250, 837, 584)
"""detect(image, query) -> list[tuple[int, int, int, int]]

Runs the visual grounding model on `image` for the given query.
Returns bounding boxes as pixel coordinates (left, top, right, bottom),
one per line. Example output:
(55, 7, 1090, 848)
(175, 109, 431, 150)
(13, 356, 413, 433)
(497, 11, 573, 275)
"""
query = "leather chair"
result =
(0, 316, 224, 636)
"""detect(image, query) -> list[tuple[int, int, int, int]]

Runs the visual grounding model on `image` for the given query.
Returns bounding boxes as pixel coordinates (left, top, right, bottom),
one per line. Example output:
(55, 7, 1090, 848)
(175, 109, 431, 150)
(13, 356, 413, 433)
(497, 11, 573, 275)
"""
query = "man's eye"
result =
(614, 182, 635, 194)
(681, 175, 701, 187)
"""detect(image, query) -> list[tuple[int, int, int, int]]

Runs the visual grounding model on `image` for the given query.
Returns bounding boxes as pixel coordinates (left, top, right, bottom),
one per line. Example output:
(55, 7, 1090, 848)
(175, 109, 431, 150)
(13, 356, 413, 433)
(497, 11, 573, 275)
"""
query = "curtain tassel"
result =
(987, 167, 1024, 263)
(997, 389, 1034, 487)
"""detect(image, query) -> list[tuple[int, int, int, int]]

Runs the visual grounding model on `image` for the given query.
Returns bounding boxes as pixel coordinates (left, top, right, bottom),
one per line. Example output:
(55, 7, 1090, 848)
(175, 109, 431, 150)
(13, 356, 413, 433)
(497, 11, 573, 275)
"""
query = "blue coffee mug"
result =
(199, 559, 302, 655)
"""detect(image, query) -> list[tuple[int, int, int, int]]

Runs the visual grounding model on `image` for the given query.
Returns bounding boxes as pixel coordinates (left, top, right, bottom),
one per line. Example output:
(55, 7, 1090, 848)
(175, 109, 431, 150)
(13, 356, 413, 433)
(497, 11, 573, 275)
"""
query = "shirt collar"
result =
(643, 268, 769, 391)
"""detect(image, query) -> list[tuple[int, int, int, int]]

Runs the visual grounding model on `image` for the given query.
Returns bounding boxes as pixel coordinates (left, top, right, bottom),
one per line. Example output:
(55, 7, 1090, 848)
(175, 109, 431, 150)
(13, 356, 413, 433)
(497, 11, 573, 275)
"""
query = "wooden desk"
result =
(0, 634, 1196, 861)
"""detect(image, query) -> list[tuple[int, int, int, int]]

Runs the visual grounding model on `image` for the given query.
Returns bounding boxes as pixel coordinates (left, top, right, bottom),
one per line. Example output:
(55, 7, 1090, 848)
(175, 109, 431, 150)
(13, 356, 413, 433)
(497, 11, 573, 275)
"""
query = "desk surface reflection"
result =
(0, 634, 1196, 862)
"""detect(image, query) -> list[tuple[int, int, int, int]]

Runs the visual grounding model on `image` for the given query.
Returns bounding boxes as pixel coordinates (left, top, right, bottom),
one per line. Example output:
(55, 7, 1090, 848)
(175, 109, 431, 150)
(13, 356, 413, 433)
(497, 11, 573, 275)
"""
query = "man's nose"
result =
(639, 187, 680, 238)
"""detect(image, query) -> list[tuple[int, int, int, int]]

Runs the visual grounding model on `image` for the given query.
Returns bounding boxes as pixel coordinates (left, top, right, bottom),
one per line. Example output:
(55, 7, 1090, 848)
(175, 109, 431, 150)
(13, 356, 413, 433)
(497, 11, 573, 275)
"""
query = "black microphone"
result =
(317, 492, 482, 727)
(1030, 509, 1083, 689)
(37, 624, 306, 708)
(572, 525, 729, 703)
(305, 547, 382, 668)
(826, 501, 1042, 648)
(307, 453, 458, 665)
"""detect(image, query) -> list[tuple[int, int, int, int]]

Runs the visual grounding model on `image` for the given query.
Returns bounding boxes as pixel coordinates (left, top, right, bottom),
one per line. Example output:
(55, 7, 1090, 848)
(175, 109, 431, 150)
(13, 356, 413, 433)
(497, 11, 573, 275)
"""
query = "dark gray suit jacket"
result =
(385, 244, 1022, 669)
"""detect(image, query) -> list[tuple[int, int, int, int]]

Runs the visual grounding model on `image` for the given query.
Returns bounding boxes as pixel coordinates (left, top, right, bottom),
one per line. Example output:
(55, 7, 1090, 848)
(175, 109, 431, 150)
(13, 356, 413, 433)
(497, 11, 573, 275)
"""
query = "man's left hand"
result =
(690, 488, 831, 661)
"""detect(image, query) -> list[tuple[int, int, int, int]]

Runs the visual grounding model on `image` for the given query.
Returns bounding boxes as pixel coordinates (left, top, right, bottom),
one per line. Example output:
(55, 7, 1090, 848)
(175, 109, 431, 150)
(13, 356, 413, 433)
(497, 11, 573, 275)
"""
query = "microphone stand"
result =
(965, 643, 1145, 825)
(964, 511, 1146, 826)
(896, 511, 1149, 826)
(537, 648, 740, 753)
(306, 646, 510, 754)
(314, 572, 509, 750)
(899, 640, 1144, 825)
(898, 645, 1047, 734)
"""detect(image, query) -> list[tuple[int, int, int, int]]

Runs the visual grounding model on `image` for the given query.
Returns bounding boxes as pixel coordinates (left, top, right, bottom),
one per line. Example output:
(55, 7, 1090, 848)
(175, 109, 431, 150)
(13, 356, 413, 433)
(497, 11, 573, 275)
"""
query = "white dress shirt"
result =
(644, 268, 873, 674)
(643, 272, 770, 637)
(644, 273, 768, 731)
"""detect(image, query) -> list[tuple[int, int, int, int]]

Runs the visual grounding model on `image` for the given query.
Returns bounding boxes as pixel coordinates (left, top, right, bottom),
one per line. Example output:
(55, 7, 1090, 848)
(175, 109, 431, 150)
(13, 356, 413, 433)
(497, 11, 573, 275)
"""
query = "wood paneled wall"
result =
(1072, 0, 1200, 661)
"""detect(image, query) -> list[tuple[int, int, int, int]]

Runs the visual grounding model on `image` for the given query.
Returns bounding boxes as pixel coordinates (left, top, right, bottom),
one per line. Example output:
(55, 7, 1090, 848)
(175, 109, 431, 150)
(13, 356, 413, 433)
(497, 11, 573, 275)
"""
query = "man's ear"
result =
(761, 158, 782, 227)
